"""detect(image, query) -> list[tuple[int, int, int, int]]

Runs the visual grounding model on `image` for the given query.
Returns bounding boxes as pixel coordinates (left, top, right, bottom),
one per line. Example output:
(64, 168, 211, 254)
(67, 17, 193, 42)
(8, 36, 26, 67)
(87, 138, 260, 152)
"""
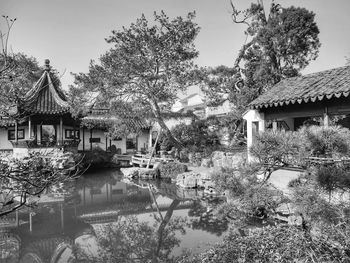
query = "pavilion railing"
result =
(11, 139, 81, 149)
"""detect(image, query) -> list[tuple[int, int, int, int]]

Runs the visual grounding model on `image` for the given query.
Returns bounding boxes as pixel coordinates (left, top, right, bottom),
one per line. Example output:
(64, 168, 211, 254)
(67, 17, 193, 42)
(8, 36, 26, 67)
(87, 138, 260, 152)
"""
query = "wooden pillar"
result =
(28, 117, 31, 138)
(83, 185, 86, 206)
(60, 116, 63, 144)
(60, 204, 64, 230)
(29, 212, 33, 232)
(272, 120, 278, 131)
(15, 210, 19, 227)
(324, 107, 329, 127)
(106, 183, 109, 201)
(82, 127, 85, 151)
(90, 129, 93, 151)
(14, 121, 18, 143)
(105, 136, 108, 151)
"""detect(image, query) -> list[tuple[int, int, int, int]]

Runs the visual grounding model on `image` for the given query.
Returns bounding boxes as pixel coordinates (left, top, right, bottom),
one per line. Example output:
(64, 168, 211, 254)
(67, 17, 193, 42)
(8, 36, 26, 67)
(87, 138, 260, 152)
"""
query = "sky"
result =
(1, 0, 350, 95)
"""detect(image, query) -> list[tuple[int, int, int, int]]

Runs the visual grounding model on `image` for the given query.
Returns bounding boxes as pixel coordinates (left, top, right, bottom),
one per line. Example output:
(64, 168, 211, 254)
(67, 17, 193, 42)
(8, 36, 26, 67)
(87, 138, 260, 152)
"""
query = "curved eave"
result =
(251, 90, 350, 110)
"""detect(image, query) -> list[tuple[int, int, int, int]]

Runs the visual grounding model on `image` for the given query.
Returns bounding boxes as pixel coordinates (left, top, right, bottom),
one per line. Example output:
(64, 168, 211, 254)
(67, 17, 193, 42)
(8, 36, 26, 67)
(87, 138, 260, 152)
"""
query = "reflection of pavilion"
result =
(0, 171, 227, 262)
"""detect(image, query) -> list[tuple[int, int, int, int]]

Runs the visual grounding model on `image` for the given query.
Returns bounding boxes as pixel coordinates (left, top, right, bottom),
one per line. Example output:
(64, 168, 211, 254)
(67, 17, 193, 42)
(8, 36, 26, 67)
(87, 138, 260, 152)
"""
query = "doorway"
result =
(41, 125, 56, 146)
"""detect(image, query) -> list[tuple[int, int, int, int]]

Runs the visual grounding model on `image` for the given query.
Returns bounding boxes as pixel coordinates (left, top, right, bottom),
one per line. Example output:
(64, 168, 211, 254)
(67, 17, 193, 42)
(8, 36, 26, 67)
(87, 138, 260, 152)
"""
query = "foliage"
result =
(162, 120, 221, 152)
(210, 168, 244, 196)
(291, 185, 343, 225)
(0, 152, 81, 216)
(201, 3, 320, 129)
(211, 167, 286, 223)
(315, 164, 350, 201)
(287, 177, 303, 188)
(76, 202, 186, 263)
(82, 146, 114, 167)
(157, 162, 188, 180)
(177, 224, 350, 263)
(70, 11, 200, 149)
(0, 16, 63, 118)
(298, 125, 350, 158)
(250, 129, 308, 173)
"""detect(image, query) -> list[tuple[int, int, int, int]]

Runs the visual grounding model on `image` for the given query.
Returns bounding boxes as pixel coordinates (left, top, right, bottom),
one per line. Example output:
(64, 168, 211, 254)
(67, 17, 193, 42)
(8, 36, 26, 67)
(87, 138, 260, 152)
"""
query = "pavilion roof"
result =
(81, 108, 151, 130)
(250, 65, 350, 109)
(21, 60, 70, 115)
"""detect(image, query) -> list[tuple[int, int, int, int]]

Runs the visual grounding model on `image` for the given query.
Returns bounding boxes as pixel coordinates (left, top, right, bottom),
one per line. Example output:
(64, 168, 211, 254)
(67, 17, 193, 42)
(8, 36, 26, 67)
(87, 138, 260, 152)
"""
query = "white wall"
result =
(206, 100, 234, 117)
(0, 128, 12, 150)
(78, 128, 107, 151)
(77, 128, 150, 154)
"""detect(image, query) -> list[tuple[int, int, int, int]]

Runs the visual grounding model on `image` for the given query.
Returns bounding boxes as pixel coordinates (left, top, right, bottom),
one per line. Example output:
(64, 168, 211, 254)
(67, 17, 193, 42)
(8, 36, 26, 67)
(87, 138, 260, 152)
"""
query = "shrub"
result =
(288, 177, 302, 188)
(299, 125, 350, 158)
(250, 129, 307, 168)
(162, 120, 221, 152)
(177, 224, 350, 263)
(157, 162, 188, 179)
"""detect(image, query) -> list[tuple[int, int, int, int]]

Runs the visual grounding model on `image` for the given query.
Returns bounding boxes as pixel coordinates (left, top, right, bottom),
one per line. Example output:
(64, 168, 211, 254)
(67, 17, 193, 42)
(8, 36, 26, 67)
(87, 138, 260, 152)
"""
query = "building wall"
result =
(206, 100, 233, 118)
(0, 126, 31, 150)
(0, 125, 150, 154)
(0, 128, 12, 150)
(77, 128, 150, 154)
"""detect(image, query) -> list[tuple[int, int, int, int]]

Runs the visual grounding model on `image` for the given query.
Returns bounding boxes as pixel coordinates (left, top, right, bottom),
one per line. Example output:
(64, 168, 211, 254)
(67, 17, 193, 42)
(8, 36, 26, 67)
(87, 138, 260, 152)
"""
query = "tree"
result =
(0, 16, 61, 118)
(202, 2, 320, 112)
(71, 11, 200, 149)
(0, 152, 82, 216)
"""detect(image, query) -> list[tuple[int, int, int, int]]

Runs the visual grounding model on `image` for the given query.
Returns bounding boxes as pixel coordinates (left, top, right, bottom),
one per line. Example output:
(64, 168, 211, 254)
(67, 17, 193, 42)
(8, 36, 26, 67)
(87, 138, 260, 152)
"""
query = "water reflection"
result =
(0, 169, 228, 262)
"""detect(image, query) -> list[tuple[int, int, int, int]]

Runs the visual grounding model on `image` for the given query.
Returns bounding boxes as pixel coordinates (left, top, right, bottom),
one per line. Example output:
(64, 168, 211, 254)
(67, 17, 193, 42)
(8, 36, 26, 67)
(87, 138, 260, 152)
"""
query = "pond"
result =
(0, 168, 229, 263)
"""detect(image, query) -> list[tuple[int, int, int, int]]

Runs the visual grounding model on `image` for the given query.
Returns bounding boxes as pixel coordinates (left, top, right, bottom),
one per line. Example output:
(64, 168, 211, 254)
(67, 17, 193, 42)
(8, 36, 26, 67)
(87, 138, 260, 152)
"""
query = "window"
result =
(8, 129, 25, 140)
(126, 134, 137, 150)
(89, 137, 101, 143)
(65, 129, 80, 139)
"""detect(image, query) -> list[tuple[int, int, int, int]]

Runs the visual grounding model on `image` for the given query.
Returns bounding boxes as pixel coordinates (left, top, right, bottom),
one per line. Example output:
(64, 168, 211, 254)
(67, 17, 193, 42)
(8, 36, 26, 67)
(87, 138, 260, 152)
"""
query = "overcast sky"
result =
(1, 0, 350, 94)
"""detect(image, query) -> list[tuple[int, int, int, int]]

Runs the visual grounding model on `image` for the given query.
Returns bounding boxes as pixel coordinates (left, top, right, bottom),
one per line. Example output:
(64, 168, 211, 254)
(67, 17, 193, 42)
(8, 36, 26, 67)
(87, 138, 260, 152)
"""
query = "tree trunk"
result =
(154, 199, 180, 261)
(149, 100, 184, 150)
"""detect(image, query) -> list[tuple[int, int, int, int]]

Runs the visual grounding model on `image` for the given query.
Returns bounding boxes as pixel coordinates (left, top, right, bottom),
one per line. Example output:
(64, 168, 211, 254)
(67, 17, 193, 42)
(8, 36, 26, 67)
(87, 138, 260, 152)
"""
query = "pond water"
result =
(0, 168, 229, 262)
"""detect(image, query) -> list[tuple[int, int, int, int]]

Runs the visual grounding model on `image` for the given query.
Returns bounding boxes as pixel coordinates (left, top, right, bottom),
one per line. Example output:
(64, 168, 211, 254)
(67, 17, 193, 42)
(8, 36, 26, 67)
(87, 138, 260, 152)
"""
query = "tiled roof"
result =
(21, 61, 70, 114)
(81, 115, 150, 130)
(250, 66, 350, 109)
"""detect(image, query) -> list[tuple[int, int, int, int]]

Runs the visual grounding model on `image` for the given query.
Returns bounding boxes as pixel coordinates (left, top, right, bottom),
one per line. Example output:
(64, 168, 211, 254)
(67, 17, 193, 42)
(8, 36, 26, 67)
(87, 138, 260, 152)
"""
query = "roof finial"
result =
(44, 59, 50, 71)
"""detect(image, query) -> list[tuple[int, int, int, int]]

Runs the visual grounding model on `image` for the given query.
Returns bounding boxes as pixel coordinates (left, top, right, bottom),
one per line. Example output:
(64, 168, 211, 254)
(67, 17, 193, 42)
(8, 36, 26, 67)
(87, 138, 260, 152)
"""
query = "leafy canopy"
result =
(202, 2, 321, 112)
(71, 11, 199, 110)
(71, 11, 200, 146)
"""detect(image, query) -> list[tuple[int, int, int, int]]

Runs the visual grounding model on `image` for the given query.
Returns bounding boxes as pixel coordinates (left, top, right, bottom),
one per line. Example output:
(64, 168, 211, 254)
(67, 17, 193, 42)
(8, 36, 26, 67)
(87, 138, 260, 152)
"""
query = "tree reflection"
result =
(188, 199, 228, 236)
(77, 199, 187, 263)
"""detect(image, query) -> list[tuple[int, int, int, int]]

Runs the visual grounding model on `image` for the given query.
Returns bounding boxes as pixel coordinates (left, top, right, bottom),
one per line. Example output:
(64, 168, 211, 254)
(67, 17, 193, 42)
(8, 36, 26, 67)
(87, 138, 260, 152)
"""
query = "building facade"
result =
(243, 65, 350, 160)
(0, 60, 152, 157)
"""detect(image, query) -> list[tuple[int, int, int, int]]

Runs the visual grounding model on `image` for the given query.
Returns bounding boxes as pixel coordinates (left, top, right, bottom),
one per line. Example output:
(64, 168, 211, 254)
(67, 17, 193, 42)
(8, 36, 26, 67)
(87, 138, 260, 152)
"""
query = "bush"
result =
(299, 125, 350, 158)
(164, 120, 221, 152)
(157, 162, 188, 179)
(250, 129, 306, 167)
(177, 224, 350, 263)
(288, 177, 302, 188)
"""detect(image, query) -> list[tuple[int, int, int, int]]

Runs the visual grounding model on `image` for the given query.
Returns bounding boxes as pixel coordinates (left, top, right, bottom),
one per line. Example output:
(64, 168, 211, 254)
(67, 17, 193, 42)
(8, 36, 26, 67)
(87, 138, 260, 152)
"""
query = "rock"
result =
(138, 168, 157, 179)
(176, 172, 201, 188)
(201, 158, 212, 167)
(176, 188, 200, 200)
(120, 167, 140, 178)
(288, 215, 303, 226)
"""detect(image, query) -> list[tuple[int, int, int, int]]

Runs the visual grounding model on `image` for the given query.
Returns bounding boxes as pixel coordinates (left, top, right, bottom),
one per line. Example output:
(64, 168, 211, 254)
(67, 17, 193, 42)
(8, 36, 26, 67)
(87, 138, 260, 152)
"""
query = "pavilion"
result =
(0, 60, 152, 157)
(243, 65, 350, 160)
